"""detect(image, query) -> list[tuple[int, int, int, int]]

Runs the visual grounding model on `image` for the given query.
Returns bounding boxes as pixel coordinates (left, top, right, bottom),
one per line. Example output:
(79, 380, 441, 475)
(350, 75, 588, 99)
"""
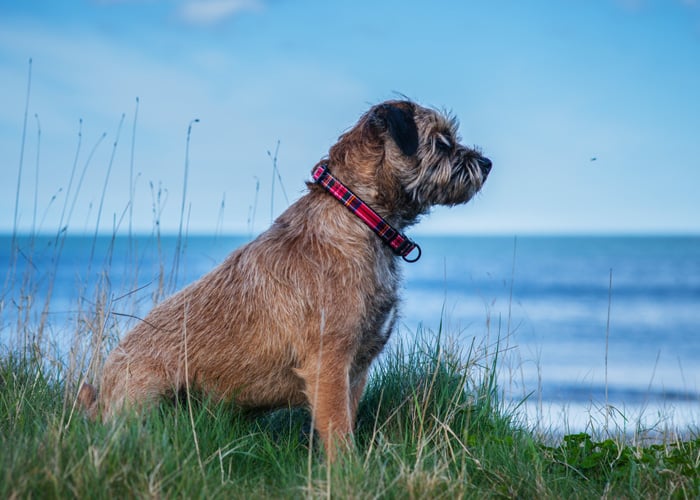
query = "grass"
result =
(2, 322, 699, 498)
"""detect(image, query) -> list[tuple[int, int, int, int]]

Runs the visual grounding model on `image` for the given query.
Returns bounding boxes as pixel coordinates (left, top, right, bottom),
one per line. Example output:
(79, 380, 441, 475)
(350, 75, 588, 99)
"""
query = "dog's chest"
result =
(354, 253, 401, 366)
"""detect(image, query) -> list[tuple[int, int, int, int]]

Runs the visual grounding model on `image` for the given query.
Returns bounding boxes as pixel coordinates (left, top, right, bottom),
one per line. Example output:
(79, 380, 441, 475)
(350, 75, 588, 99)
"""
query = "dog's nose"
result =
(477, 156, 492, 174)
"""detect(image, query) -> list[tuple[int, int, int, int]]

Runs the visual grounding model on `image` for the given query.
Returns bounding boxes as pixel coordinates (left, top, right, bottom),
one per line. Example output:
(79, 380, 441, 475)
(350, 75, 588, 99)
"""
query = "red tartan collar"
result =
(312, 163, 421, 263)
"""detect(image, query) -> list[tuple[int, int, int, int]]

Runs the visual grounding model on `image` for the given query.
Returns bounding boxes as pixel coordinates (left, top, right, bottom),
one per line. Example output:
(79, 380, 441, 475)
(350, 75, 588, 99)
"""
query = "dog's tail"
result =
(77, 382, 99, 420)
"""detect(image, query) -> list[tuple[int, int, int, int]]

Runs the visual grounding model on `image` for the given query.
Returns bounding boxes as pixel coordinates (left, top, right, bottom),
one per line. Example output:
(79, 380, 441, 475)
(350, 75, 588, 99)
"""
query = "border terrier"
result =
(79, 99, 492, 459)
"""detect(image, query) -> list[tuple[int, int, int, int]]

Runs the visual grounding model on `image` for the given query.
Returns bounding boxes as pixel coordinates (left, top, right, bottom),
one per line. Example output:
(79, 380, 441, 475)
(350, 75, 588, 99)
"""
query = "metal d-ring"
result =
(402, 243, 422, 263)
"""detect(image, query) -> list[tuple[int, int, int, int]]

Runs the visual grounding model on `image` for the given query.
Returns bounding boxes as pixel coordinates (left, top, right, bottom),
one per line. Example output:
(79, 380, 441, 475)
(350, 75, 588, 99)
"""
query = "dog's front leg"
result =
(349, 368, 369, 428)
(297, 354, 354, 461)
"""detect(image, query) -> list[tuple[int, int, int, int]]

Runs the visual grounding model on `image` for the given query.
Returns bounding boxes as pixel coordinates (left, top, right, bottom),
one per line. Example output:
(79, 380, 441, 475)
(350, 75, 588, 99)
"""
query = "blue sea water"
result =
(2, 234, 699, 433)
(402, 236, 700, 434)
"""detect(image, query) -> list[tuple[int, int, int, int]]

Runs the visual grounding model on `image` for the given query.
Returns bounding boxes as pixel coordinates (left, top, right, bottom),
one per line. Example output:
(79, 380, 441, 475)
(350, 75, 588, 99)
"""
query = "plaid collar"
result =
(312, 163, 421, 263)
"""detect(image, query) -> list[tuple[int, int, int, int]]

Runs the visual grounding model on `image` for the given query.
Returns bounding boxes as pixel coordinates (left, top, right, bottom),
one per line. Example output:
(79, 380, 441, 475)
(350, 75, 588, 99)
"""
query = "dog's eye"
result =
(435, 134, 452, 152)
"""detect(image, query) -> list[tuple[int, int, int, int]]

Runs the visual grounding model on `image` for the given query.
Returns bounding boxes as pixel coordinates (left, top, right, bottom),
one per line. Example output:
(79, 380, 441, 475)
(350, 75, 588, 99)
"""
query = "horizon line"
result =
(2, 230, 699, 239)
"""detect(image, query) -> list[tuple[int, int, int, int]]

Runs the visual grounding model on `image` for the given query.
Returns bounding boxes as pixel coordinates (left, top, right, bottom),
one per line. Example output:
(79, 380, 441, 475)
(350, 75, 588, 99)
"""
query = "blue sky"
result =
(1, 0, 699, 235)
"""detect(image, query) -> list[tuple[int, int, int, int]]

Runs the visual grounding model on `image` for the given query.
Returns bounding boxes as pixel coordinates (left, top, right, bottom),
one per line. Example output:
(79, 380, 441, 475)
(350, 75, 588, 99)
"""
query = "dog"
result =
(78, 99, 492, 460)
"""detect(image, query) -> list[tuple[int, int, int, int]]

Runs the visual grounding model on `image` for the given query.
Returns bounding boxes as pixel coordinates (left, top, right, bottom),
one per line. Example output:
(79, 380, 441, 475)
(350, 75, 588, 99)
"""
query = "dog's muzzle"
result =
(477, 156, 492, 176)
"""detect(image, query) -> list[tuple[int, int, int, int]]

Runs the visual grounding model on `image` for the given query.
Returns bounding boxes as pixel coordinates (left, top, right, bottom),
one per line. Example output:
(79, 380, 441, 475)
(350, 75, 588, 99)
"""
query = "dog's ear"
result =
(371, 103, 419, 157)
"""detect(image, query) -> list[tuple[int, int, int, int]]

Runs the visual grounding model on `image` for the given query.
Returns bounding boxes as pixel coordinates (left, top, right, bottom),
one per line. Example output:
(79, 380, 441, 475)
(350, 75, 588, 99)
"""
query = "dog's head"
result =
(325, 100, 491, 222)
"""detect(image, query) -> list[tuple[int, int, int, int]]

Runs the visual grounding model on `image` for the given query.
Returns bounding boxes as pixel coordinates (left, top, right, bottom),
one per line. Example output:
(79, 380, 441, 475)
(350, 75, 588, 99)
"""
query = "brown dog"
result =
(79, 100, 492, 459)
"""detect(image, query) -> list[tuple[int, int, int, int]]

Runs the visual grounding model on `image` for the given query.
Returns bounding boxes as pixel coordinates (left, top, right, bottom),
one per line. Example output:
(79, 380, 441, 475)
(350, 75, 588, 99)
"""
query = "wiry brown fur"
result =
(78, 100, 492, 460)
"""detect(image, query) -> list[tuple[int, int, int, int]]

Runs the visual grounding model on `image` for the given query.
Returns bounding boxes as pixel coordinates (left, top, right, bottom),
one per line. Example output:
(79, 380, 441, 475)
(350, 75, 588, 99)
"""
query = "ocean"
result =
(2, 234, 699, 435)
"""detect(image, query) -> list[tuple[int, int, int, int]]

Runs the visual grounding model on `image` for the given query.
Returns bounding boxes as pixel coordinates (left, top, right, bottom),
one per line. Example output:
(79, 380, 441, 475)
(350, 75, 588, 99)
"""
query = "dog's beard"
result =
(455, 155, 488, 202)
(405, 151, 487, 208)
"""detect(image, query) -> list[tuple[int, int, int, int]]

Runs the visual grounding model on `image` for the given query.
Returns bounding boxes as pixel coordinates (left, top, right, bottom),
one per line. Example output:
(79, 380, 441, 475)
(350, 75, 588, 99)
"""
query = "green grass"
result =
(2, 331, 699, 499)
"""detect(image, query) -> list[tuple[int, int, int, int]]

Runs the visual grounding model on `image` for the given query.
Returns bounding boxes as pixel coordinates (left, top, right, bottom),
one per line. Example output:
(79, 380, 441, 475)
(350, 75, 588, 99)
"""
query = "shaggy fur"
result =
(78, 100, 492, 460)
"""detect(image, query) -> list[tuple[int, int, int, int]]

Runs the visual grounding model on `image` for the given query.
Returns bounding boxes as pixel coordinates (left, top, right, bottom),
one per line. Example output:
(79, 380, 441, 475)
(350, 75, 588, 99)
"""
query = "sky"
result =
(1, 0, 699, 236)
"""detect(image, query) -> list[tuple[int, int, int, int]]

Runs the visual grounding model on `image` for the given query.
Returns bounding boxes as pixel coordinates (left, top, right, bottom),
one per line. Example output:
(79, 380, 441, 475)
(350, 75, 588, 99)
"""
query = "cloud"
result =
(89, 0, 266, 27)
(178, 0, 264, 25)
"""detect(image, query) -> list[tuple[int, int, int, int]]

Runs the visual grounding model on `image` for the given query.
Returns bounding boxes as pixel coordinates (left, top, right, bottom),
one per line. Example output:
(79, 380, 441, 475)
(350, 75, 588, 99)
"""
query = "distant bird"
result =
(590, 157, 598, 162)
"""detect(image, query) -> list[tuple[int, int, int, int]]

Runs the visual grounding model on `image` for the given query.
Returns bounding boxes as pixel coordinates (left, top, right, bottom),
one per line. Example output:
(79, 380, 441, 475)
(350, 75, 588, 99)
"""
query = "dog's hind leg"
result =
(98, 350, 175, 421)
